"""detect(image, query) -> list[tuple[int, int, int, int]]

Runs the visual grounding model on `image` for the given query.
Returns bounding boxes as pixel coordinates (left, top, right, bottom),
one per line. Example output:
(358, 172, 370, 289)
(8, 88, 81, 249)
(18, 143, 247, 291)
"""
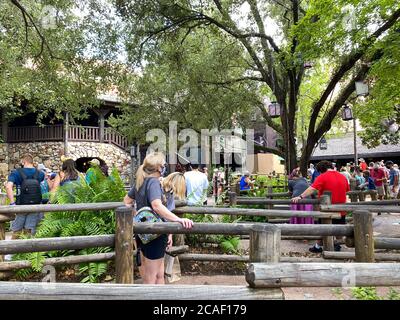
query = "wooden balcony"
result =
(3, 125, 129, 150)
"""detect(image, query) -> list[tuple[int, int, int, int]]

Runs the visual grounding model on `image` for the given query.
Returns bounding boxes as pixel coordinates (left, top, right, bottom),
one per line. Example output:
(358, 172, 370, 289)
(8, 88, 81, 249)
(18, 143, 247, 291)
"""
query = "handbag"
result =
(134, 206, 163, 244)
(133, 178, 164, 244)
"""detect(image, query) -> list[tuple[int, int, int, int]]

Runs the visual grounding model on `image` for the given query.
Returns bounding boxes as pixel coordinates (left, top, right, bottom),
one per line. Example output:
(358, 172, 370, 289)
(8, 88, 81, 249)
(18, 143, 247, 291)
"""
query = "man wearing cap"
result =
(85, 158, 101, 184)
(239, 171, 253, 191)
(386, 161, 399, 199)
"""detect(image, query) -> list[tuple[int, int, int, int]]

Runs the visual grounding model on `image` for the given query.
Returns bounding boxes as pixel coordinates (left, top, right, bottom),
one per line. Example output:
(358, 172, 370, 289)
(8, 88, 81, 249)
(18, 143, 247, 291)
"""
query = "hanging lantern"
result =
(319, 137, 328, 150)
(341, 104, 353, 121)
(268, 101, 281, 118)
(355, 80, 369, 96)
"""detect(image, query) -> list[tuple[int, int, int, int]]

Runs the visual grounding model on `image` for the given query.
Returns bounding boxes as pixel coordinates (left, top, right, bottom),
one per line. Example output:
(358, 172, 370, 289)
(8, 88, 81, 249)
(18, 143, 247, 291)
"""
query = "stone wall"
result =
(0, 141, 131, 187)
(68, 142, 131, 183)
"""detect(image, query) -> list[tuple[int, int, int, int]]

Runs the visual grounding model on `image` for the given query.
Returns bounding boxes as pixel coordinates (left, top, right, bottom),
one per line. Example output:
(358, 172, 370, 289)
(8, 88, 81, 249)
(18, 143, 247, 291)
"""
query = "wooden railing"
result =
(7, 125, 64, 143)
(6, 125, 129, 151)
(104, 127, 129, 149)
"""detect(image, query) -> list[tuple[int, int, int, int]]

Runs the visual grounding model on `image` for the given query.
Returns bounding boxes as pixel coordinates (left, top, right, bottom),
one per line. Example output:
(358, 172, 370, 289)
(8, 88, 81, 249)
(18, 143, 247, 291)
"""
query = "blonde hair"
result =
(135, 152, 165, 190)
(162, 172, 186, 200)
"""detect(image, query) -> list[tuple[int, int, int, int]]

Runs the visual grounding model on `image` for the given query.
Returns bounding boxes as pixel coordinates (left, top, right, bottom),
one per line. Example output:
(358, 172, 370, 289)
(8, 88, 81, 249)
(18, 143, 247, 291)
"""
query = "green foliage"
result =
(13, 167, 125, 283)
(218, 236, 240, 254)
(352, 287, 380, 300)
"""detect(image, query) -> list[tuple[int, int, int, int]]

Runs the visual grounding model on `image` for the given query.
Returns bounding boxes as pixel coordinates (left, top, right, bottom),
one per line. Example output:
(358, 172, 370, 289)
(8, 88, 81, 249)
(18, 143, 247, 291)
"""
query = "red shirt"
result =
(370, 168, 385, 187)
(360, 162, 367, 171)
(312, 170, 349, 216)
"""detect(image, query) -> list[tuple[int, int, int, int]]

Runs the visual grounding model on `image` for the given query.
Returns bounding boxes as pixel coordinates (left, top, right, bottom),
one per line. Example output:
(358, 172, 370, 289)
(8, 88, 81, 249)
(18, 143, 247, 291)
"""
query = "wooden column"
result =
(99, 113, 105, 143)
(115, 206, 134, 284)
(64, 112, 69, 156)
(1, 109, 8, 142)
(353, 210, 374, 262)
(320, 194, 334, 252)
(249, 224, 280, 263)
(349, 179, 358, 202)
(266, 186, 273, 210)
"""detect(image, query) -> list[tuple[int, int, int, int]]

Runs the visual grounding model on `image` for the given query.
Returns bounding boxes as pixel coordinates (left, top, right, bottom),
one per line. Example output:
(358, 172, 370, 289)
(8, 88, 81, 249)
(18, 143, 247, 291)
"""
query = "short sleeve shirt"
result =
(311, 171, 349, 215)
(8, 168, 45, 187)
(127, 177, 164, 210)
(370, 168, 385, 187)
(389, 168, 400, 186)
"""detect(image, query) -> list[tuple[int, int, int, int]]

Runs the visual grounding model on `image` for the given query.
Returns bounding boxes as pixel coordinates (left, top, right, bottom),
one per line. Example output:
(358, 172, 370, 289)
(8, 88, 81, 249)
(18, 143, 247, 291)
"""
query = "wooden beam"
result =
(375, 237, 400, 250)
(0, 252, 116, 271)
(133, 222, 353, 237)
(250, 224, 280, 263)
(0, 214, 14, 223)
(173, 206, 341, 218)
(246, 263, 400, 287)
(323, 251, 400, 261)
(115, 207, 134, 284)
(0, 235, 115, 255)
(236, 198, 320, 205)
(353, 211, 374, 262)
(321, 204, 400, 213)
(178, 254, 339, 263)
(0, 202, 124, 215)
(0, 282, 284, 300)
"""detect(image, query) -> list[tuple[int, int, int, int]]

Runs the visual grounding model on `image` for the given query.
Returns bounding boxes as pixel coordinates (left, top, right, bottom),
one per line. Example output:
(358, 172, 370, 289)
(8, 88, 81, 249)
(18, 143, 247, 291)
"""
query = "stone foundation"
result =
(0, 141, 131, 188)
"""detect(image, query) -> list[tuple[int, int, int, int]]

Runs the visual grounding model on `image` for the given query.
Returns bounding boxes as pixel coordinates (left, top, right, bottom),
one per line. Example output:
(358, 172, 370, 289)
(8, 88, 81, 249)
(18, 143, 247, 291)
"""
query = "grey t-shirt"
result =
(128, 177, 164, 210)
(288, 177, 310, 197)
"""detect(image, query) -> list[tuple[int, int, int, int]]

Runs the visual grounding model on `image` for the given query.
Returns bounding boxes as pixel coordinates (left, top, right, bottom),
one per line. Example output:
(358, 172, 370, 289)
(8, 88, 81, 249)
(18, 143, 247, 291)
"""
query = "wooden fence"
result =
(0, 200, 399, 299)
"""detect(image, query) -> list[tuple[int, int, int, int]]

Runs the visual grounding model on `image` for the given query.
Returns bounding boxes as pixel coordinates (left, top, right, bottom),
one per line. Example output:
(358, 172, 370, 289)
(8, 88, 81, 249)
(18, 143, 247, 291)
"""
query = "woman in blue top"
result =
(239, 171, 253, 190)
(124, 152, 193, 285)
(51, 159, 81, 192)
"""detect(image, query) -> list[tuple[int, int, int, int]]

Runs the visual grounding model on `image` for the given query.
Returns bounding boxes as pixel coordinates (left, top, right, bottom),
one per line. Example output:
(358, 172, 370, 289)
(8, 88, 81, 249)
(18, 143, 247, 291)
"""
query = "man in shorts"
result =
(370, 162, 386, 200)
(5, 154, 45, 239)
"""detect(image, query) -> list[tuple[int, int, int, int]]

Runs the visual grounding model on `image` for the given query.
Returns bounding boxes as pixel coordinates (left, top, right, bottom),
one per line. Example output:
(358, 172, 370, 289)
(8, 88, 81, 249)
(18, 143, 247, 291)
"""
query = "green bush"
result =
(14, 167, 126, 283)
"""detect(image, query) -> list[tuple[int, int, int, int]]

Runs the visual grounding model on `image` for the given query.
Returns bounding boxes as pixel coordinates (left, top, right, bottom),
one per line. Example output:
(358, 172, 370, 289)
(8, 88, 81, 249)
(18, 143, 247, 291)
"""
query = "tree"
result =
(1, 0, 123, 126)
(114, 0, 400, 173)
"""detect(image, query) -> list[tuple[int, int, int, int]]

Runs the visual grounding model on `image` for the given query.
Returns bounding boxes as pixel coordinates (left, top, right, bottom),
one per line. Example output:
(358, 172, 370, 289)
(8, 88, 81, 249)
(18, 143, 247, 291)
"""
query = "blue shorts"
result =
(11, 213, 42, 234)
(136, 234, 168, 260)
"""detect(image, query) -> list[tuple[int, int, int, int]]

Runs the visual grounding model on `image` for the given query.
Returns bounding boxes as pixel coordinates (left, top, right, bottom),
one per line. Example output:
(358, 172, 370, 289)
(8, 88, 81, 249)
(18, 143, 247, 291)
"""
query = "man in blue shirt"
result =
(386, 161, 399, 199)
(6, 154, 45, 239)
(239, 171, 253, 190)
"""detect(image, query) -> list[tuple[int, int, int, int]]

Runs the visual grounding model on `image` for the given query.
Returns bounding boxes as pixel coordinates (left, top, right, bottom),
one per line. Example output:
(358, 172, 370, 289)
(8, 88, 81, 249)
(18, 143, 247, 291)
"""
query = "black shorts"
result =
(332, 215, 346, 225)
(136, 234, 168, 260)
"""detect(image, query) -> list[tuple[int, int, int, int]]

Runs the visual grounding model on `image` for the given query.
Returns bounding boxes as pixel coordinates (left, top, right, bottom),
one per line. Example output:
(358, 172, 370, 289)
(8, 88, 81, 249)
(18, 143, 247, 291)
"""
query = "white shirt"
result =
(184, 170, 209, 205)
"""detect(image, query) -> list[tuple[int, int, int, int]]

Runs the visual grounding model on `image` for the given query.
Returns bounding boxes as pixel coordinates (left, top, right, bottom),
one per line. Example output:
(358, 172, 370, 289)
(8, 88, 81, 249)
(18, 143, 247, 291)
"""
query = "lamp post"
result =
(319, 137, 328, 150)
(130, 144, 137, 187)
(341, 104, 357, 165)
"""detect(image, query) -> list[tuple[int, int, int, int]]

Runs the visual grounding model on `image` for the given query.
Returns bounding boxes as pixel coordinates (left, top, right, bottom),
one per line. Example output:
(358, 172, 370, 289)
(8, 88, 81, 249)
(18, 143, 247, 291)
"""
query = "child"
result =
(161, 172, 187, 247)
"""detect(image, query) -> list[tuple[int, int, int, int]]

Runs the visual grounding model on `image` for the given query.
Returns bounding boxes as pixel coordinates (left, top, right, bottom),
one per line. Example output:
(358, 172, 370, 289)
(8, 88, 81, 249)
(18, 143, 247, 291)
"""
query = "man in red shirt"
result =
(359, 158, 368, 171)
(292, 160, 349, 253)
(370, 162, 386, 200)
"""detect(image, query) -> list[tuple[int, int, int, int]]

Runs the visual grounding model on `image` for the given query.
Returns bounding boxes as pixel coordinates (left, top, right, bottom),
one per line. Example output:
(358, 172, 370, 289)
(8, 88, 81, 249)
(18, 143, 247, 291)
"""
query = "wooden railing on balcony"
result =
(6, 125, 129, 150)
(7, 125, 64, 143)
(68, 126, 100, 142)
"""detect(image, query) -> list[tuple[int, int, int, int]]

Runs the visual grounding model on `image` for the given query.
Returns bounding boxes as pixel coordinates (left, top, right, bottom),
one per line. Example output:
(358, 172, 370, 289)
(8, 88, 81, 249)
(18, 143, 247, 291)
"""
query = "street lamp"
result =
(341, 104, 353, 121)
(130, 144, 137, 187)
(355, 80, 369, 97)
(268, 101, 281, 118)
(319, 137, 328, 150)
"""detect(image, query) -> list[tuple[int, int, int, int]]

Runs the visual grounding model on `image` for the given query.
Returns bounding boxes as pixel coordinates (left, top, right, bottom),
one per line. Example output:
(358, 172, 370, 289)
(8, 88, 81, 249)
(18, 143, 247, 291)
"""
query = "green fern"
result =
(13, 166, 126, 283)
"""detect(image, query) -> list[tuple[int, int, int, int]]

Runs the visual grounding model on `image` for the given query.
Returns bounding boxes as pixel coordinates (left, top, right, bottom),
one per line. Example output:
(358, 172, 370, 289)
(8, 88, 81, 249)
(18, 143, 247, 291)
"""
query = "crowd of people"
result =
(3, 154, 110, 240)
(3, 151, 400, 284)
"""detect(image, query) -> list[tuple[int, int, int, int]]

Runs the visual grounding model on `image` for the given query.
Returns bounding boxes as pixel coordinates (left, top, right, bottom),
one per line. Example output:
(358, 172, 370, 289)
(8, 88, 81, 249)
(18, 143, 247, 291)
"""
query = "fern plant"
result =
(13, 167, 126, 283)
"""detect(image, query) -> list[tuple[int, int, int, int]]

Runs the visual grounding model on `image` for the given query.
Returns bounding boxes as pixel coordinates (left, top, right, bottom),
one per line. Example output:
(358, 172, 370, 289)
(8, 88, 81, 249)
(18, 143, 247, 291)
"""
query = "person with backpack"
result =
(124, 152, 193, 285)
(5, 154, 45, 239)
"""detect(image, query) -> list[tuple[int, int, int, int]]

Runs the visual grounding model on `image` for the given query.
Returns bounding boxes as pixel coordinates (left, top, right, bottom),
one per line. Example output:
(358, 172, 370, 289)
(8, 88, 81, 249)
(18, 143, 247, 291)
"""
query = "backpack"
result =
(17, 169, 42, 205)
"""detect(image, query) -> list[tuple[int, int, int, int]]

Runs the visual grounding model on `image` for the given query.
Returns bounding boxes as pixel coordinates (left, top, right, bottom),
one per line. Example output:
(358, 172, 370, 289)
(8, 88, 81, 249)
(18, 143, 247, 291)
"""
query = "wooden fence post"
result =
(370, 190, 377, 201)
(0, 193, 7, 264)
(228, 192, 237, 206)
(320, 194, 334, 252)
(249, 224, 280, 263)
(353, 210, 375, 262)
(115, 206, 134, 284)
(349, 179, 358, 202)
(358, 191, 365, 202)
(266, 186, 273, 210)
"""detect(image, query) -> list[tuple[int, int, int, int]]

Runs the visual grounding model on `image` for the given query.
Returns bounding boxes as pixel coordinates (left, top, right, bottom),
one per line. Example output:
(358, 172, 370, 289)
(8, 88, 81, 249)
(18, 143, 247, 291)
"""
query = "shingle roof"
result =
(311, 134, 400, 160)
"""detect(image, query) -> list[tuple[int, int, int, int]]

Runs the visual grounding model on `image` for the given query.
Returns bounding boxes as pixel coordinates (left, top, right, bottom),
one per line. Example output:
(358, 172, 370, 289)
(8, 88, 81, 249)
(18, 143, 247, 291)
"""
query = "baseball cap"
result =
(89, 159, 100, 166)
